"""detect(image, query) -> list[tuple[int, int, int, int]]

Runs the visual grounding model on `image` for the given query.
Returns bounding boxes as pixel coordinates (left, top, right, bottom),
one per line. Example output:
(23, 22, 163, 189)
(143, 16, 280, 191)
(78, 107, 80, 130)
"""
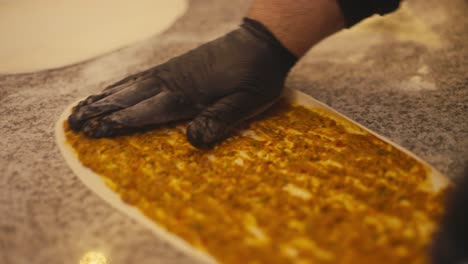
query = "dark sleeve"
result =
(336, 0, 402, 27)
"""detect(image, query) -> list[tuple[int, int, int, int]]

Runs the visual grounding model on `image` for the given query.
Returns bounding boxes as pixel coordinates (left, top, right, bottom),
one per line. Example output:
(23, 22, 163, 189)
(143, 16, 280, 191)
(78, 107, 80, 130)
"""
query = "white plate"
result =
(55, 89, 451, 264)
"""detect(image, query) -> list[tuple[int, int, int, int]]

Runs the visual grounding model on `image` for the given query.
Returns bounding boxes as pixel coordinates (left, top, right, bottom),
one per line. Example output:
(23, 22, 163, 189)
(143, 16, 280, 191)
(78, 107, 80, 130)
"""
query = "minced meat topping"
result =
(65, 102, 447, 264)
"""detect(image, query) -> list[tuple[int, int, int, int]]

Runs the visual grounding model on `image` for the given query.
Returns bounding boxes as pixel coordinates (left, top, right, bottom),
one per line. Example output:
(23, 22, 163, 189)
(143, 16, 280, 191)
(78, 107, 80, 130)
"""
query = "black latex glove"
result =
(68, 18, 297, 148)
(431, 165, 468, 264)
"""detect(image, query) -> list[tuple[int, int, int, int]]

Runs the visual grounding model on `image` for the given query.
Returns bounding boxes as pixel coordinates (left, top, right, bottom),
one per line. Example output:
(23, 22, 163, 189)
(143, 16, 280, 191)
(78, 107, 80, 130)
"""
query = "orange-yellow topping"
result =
(65, 103, 447, 264)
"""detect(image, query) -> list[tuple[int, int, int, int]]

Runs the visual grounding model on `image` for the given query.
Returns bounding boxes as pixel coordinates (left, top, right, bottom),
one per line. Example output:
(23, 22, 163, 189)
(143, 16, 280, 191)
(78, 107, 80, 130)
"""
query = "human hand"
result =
(68, 18, 296, 148)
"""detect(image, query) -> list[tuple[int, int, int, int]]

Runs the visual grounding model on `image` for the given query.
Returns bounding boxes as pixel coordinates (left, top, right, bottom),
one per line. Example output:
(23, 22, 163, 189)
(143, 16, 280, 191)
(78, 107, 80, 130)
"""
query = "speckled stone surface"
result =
(0, 0, 466, 263)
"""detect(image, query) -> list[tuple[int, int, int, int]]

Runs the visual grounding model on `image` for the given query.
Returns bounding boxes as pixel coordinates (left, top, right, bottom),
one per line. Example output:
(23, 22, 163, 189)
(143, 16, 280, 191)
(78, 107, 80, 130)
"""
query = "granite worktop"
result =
(1, 0, 466, 263)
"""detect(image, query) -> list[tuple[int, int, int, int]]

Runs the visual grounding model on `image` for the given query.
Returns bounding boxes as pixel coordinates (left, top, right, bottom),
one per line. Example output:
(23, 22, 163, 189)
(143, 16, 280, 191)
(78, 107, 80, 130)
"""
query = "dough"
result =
(55, 90, 449, 264)
(0, 0, 187, 74)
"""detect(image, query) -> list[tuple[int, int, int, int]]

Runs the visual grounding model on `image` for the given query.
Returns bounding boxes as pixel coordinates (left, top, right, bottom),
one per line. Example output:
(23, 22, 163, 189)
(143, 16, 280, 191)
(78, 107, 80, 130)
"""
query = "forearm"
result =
(248, 0, 345, 57)
(247, 0, 402, 58)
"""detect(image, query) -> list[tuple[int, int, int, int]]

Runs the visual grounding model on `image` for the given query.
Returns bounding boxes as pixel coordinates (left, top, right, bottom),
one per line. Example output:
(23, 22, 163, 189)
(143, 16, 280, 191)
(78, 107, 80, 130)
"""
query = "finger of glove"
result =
(186, 92, 274, 148)
(75, 69, 156, 110)
(103, 69, 153, 91)
(75, 83, 128, 110)
(68, 77, 162, 131)
(82, 91, 198, 138)
(75, 70, 153, 110)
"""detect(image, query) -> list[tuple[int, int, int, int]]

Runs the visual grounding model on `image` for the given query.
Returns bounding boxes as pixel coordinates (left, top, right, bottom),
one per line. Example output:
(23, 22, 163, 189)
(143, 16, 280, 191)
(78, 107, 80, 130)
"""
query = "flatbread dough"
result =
(0, 0, 187, 74)
(55, 89, 450, 264)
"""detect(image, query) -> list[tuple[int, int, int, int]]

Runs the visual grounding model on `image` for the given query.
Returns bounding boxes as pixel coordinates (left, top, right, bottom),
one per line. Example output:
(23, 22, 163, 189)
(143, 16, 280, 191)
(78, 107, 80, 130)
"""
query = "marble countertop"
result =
(1, 0, 466, 263)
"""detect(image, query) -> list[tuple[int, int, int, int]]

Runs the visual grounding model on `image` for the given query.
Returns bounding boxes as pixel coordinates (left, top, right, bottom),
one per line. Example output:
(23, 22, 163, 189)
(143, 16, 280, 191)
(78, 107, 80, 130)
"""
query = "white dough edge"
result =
(55, 88, 451, 264)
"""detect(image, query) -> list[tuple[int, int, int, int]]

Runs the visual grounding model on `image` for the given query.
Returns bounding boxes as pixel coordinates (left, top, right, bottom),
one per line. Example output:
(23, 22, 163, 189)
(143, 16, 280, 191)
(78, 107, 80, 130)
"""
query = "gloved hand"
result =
(68, 18, 297, 148)
(431, 166, 468, 264)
